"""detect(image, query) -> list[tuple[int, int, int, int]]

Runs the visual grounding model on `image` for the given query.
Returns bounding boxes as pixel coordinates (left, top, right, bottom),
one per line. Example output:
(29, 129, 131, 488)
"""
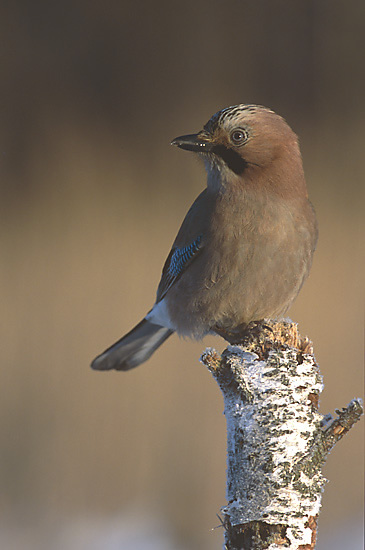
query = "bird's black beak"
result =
(171, 133, 213, 153)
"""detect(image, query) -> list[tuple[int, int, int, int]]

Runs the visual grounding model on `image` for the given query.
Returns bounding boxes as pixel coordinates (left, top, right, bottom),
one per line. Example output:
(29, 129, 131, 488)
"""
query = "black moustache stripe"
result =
(211, 145, 248, 175)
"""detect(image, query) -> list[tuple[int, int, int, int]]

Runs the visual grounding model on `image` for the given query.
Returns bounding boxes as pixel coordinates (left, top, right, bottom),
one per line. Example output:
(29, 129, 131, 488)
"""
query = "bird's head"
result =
(171, 104, 302, 182)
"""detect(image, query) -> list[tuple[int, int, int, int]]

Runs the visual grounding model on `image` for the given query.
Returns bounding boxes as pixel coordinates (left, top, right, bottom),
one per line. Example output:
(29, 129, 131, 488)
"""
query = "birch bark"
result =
(201, 321, 363, 550)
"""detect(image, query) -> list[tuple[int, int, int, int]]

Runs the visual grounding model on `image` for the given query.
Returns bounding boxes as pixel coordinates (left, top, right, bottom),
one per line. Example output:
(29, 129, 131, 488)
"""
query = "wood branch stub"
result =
(201, 320, 363, 550)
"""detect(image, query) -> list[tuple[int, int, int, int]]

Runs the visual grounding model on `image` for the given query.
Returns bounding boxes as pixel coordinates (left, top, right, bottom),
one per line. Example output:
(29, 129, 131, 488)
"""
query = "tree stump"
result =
(201, 320, 363, 550)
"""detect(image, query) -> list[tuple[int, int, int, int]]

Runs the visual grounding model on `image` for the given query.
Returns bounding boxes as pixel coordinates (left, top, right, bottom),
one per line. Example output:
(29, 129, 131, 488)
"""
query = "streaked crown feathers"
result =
(204, 104, 275, 134)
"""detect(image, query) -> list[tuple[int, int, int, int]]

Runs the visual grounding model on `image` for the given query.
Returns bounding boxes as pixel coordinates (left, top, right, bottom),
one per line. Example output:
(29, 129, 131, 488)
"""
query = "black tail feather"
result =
(91, 319, 173, 371)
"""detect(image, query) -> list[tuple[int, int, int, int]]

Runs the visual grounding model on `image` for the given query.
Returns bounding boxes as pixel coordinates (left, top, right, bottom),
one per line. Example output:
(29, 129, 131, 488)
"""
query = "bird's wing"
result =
(155, 188, 214, 303)
(156, 234, 203, 302)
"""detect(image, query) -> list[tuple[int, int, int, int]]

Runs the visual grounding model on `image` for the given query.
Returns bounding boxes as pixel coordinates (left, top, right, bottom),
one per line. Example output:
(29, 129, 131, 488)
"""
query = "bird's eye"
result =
(230, 128, 248, 145)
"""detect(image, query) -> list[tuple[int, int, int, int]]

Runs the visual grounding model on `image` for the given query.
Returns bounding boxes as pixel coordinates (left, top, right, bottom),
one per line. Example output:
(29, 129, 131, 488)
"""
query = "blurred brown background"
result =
(0, 1, 364, 549)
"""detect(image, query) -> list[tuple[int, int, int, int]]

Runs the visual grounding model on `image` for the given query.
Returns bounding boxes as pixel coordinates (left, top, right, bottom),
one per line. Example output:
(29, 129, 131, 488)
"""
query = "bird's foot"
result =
(216, 320, 313, 362)
(214, 320, 270, 345)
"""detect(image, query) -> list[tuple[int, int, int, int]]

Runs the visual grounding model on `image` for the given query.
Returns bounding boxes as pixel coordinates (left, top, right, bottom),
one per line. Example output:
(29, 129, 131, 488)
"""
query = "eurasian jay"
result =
(91, 104, 318, 371)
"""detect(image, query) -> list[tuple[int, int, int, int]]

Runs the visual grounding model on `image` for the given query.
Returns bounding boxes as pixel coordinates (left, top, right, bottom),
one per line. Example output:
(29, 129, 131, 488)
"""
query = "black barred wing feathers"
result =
(156, 235, 203, 302)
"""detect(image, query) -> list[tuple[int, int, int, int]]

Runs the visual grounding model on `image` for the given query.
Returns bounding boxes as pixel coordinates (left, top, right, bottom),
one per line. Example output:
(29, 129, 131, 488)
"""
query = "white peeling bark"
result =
(221, 345, 322, 547)
(201, 321, 363, 550)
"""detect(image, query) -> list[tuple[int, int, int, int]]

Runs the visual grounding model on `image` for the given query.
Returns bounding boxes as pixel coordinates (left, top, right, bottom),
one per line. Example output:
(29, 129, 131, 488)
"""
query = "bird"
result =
(91, 104, 318, 371)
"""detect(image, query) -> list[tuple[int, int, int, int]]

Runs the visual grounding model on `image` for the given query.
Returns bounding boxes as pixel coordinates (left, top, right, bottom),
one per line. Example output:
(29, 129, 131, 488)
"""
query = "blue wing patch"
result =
(156, 234, 203, 302)
(169, 235, 202, 277)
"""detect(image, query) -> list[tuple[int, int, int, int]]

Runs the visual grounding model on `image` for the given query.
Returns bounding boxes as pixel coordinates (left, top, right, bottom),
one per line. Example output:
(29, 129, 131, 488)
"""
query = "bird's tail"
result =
(91, 319, 173, 371)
